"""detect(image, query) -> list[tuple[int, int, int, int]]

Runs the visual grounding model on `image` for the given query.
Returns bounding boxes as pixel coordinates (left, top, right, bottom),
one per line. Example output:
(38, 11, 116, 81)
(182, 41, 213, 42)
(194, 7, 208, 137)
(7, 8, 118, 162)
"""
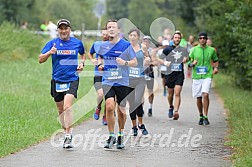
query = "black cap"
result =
(57, 19, 71, 28)
(199, 32, 208, 37)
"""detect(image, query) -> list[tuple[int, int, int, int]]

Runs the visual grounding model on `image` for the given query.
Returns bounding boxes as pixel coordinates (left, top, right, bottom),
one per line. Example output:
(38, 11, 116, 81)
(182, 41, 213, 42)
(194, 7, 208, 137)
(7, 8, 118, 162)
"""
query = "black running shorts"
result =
(102, 85, 133, 107)
(51, 79, 79, 102)
(164, 73, 184, 88)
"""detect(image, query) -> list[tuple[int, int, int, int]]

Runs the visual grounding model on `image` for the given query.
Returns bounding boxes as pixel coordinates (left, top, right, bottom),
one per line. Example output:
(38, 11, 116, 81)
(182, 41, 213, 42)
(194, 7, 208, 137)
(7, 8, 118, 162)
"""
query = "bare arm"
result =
(116, 57, 137, 67)
(39, 43, 56, 64)
(212, 61, 219, 74)
(97, 56, 104, 71)
(88, 52, 98, 65)
(127, 57, 137, 67)
(77, 53, 86, 72)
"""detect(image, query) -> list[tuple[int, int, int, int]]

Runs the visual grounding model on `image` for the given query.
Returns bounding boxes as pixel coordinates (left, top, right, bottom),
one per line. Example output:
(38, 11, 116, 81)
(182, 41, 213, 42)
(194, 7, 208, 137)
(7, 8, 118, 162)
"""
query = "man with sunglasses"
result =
(188, 32, 219, 125)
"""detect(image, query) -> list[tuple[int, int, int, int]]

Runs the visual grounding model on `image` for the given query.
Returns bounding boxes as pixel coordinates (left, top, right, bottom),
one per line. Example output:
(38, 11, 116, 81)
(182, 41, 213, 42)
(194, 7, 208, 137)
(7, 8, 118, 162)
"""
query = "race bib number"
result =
(129, 67, 141, 77)
(108, 68, 122, 80)
(196, 66, 208, 74)
(160, 65, 167, 72)
(56, 82, 70, 92)
(171, 63, 182, 71)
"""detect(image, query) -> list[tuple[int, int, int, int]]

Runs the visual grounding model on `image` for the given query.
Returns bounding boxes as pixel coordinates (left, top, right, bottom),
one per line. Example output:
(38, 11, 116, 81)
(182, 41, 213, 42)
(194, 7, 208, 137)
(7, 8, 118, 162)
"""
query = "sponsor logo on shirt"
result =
(57, 50, 76, 55)
(104, 56, 117, 60)
(115, 51, 122, 54)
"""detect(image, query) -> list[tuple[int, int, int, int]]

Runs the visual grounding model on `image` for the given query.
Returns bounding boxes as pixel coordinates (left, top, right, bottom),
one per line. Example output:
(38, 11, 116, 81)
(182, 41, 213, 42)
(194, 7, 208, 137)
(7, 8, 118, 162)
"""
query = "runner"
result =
(39, 19, 85, 148)
(88, 26, 108, 125)
(127, 28, 150, 136)
(97, 19, 137, 149)
(158, 40, 170, 97)
(188, 32, 219, 125)
(158, 31, 188, 120)
(142, 35, 156, 117)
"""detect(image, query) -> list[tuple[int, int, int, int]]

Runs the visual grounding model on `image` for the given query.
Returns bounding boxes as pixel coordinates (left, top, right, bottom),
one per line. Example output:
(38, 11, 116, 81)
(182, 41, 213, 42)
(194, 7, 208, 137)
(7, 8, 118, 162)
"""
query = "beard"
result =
(109, 36, 114, 41)
(174, 40, 180, 46)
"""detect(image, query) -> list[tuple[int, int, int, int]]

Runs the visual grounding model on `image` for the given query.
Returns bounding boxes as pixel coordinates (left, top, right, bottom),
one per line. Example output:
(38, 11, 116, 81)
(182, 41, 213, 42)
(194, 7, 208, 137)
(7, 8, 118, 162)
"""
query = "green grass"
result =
(214, 73, 252, 167)
(0, 58, 96, 157)
(0, 22, 47, 62)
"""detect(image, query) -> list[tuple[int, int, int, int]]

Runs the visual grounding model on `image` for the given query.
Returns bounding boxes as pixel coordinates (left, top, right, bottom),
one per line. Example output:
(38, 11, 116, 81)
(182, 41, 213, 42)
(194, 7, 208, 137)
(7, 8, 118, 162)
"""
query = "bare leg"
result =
(197, 97, 203, 115)
(118, 105, 126, 133)
(63, 94, 75, 134)
(106, 98, 115, 133)
(168, 88, 174, 107)
(96, 88, 103, 109)
(203, 93, 209, 116)
(174, 85, 182, 112)
(56, 101, 65, 130)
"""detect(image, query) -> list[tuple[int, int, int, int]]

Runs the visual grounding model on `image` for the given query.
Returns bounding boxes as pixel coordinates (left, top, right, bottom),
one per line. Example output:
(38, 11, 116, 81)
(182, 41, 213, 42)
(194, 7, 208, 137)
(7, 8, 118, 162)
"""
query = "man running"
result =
(159, 31, 188, 120)
(39, 19, 85, 148)
(142, 35, 156, 117)
(97, 19, 137, 149)
(88, 27, 108, 125)
(188, 32, 218, 125)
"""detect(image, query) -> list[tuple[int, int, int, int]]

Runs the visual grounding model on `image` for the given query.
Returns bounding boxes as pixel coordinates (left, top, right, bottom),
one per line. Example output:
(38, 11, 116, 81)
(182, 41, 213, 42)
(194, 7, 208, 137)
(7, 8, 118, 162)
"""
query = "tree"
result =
(0, 0, 35, 24)
(31, 0, 97, 30)
(128, 0, 161, 35)
(106, 0, 130, 20)
(225, 0, 252, 90)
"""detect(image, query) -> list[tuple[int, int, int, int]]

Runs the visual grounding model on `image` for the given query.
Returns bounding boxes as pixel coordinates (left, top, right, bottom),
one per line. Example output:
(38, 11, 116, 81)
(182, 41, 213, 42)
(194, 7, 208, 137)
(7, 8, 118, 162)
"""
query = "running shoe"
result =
(203, 116, 210, 125)
(148, 108, 152, 117)
(93, 107, 101, 120)
(63, 134, 73, 149)
(198, 116, 204, 125)
(168, 108, 174, 118)
(173, 112, 179, 120)
(104, 136, 116, 149)
(102, 115, 107, 125)
(131, 126, 138, 136)
(138, 124, 148, 135)
(116, 136, 125, 149)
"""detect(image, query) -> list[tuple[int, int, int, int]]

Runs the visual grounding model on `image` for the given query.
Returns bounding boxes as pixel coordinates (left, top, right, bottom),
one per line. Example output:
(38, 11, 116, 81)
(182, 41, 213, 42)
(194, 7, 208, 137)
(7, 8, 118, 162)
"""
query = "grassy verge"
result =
(213, 73, 252, 167)
(0, 58, 95, 157)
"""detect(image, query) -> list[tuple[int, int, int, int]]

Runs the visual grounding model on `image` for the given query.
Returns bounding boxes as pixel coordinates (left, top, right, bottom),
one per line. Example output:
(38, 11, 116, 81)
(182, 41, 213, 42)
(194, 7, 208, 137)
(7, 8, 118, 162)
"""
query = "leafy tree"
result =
(128, 0, 161, 35)
(0, 0, 35, 24)
(225, 0, 252, 90)
(0, 0, 98, 30)
(106, 0, 130, 20)
(31, 0, 97, 30)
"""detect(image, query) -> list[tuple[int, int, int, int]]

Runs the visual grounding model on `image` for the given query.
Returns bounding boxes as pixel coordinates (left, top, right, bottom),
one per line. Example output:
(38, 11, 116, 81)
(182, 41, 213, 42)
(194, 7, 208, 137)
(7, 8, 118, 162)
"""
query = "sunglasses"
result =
(199, 37, 207, 40)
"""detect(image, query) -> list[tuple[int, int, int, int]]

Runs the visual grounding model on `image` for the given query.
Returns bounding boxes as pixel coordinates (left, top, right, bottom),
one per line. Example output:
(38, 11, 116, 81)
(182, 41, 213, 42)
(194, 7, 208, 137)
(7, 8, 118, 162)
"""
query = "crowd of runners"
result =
(39, 18, 219, 149)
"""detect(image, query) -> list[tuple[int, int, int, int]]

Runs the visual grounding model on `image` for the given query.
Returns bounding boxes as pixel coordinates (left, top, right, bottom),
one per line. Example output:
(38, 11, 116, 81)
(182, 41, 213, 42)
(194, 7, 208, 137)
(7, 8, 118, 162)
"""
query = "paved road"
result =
(0, 73, 232, 167)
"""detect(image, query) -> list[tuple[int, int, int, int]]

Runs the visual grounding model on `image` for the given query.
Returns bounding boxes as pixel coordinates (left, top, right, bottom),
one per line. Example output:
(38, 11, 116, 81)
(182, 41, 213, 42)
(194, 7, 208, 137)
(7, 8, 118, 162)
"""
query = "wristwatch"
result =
(124, 61, 128, 66)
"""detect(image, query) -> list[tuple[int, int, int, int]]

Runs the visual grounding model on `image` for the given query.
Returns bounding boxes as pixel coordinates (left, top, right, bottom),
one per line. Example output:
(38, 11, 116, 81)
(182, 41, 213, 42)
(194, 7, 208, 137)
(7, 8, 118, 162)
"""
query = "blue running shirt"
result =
(41, 37, 85, 82)
(90, 41, 103, 76)
(98, 39, 136, 86)
(129, 48, 145, 78)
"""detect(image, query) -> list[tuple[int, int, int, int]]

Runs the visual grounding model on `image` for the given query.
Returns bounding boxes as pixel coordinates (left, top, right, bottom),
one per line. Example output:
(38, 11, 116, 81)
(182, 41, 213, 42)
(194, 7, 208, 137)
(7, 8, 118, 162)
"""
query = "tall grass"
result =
(214, 73, 252, 167)
(0, 22, 46, 62)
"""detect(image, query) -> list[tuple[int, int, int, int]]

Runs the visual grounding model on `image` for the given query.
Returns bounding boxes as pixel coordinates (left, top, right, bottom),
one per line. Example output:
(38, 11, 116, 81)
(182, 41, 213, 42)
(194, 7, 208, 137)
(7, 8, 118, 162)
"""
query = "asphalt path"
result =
(0, 70, 232, 167)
